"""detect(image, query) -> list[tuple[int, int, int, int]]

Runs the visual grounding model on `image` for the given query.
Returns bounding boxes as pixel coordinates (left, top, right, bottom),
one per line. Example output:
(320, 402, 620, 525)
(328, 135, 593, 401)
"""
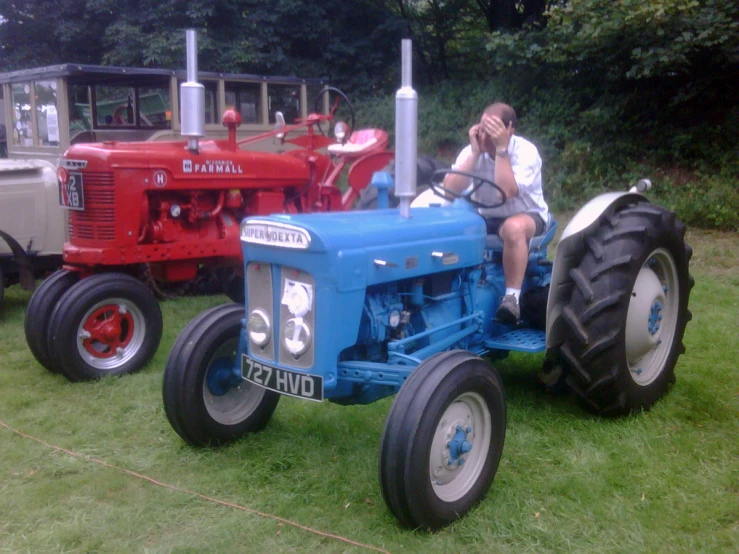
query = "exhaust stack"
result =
(394, 39, 418, 219)
(180, 29, 205, 152)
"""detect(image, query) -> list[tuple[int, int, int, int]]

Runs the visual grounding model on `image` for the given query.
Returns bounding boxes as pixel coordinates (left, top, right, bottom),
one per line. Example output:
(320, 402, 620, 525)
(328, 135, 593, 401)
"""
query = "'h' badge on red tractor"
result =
(153, 170, 168, 187)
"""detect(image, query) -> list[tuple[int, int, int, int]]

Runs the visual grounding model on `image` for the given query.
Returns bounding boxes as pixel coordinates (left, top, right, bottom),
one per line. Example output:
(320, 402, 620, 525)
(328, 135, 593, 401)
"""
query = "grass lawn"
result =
(0, 222, 737, 553)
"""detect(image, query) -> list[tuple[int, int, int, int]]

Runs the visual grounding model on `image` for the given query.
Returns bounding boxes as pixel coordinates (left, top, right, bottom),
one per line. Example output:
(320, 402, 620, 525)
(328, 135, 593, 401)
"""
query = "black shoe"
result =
(495, 294, 520, 324)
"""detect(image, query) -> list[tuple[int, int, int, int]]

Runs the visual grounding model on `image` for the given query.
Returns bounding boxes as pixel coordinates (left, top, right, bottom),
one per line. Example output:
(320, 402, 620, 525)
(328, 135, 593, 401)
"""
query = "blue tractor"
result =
(162, 42, 693, 530)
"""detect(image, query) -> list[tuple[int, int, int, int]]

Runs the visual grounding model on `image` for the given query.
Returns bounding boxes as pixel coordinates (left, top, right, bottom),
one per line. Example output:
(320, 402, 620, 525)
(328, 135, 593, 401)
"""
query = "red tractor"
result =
(24, 31, 393, 382)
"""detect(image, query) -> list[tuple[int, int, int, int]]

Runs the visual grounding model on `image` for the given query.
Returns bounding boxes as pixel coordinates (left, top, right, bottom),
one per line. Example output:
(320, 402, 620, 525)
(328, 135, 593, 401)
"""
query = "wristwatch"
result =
(495, 148, 508, 157)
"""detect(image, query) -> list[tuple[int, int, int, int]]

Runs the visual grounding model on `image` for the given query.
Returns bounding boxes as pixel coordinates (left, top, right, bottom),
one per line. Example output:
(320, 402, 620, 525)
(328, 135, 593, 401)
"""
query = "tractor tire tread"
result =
(588, 254, 633, 281)
(24, 269, 79, 372)
(581, 289, 627, 324)
(557, 200, 692, 415)
(569, 268, 594, 302)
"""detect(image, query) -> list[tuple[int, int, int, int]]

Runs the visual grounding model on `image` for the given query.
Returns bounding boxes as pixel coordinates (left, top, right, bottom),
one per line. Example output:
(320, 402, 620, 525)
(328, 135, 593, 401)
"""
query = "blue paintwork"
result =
(207, 357, 241, 397)
(447, 425, 473, 467)
(232, 177, 557, 405)
(649, 301, 663, 335)
(371, 171, 393, 210)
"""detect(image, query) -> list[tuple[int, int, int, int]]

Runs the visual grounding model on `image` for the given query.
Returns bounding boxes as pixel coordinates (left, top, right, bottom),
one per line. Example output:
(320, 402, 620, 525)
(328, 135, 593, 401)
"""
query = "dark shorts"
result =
(485, 212, 546, 237)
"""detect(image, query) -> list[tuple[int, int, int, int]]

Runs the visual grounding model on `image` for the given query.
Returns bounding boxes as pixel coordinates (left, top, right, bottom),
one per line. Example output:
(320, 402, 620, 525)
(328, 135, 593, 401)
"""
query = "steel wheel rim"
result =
(625, 248, 680, 386)
(76, 298, 146, 371)
(430, 391, 492, 502)
(203, 338, 267, 424)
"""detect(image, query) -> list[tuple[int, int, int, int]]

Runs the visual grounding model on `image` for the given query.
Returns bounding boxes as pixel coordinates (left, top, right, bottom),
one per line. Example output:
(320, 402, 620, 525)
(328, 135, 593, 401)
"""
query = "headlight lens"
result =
(247, 309, 271, 347)
(283, 317, 312, 357)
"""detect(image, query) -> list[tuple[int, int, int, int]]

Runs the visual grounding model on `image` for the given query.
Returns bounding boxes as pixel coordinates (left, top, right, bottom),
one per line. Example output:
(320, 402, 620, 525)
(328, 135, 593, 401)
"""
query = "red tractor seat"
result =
(327, 128, 388, 157)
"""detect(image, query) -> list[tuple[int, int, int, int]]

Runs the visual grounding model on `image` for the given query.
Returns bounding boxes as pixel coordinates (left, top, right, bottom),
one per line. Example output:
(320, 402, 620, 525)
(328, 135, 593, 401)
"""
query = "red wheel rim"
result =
(81, 304, 135, 359)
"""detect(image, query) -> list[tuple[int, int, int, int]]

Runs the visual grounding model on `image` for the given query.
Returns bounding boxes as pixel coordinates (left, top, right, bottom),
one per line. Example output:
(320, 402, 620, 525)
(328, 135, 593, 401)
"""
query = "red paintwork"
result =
(81, 304, 134, 358)
(61, 112, 392, 281)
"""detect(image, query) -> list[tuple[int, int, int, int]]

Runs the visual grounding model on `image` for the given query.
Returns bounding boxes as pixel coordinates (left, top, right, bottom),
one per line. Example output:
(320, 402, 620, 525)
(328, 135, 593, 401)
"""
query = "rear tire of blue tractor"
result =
(162, 303, 280, 447)
(559, 201, 693, 415)
(379, 350, 506, 530)
(24, 269, 79, 372)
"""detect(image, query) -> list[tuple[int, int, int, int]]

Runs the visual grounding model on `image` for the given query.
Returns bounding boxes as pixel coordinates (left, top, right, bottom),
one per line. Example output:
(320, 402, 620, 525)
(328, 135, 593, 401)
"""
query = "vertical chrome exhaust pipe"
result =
(394, 39, 418, 219)
(180, 29, 205, 152)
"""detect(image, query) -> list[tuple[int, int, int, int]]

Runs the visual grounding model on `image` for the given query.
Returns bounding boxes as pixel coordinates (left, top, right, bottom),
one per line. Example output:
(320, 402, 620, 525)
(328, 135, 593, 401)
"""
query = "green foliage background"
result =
(1, 0, 737, 229)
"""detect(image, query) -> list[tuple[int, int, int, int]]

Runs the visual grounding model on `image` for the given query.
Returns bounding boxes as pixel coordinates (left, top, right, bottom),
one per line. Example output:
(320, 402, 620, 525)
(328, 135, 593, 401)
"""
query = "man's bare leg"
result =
(499, 213, 537, 288)
(496, 213, 536, 322)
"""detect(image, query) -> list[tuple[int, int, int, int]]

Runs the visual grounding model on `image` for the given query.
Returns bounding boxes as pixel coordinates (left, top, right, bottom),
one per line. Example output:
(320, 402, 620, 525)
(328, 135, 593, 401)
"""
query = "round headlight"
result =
(247, 309, 271, 347)
(283, 317, 312, 357)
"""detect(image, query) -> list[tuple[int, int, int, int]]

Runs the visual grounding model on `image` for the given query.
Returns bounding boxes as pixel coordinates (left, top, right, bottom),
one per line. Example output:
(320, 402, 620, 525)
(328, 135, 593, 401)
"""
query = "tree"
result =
(0, 0, 108, 70)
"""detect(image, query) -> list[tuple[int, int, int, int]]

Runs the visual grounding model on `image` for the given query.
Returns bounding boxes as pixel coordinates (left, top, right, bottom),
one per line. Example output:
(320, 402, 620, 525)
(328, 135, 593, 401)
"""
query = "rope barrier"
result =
(0, 418, 391, 554)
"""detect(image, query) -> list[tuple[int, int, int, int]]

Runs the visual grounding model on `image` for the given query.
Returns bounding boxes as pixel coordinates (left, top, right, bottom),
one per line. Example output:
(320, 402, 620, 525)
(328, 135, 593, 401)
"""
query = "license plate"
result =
(59, 172, 84, 210)
(241, 355, 323, 402)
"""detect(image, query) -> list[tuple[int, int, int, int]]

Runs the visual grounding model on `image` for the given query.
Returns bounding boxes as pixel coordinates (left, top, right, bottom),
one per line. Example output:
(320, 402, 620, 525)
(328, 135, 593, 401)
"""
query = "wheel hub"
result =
(206, 357, 240, 396)
(202, 338, 268, 425)
(446, 425, 473, 467)
(80, 304, 134, 359)
(429, 391, 492, 503)
(432, 416, 474, 486)
(648, 301, 663, 335)
(100, 319, 122, 342)
(76, 298, 146, 370)
(624, 249, 680, 386)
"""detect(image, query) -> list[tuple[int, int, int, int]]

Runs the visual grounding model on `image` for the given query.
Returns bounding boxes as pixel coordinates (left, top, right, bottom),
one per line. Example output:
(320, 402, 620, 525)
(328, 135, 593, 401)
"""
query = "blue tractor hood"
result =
(240, 205, 487, 291)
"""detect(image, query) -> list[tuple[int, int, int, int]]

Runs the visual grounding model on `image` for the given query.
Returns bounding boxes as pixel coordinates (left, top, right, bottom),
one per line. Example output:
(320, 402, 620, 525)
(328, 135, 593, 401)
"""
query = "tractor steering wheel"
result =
(313, 86, 355, 144)
(429, 168, 507, 209)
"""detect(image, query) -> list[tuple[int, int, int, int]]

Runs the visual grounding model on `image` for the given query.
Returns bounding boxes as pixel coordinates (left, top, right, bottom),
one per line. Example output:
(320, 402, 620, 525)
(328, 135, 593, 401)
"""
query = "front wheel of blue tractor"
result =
(162, 303, 280, 447)
(379, 350, 506, 530)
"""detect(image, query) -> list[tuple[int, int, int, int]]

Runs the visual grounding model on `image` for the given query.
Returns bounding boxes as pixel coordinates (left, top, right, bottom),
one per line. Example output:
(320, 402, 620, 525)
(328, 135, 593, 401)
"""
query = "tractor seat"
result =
(327, 128, 388, 157)
(485, 214, 557, 253)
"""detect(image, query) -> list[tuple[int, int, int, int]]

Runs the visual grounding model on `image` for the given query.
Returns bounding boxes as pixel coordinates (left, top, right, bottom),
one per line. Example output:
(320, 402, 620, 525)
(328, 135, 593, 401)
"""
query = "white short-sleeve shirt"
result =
(452, 135, 549, 222)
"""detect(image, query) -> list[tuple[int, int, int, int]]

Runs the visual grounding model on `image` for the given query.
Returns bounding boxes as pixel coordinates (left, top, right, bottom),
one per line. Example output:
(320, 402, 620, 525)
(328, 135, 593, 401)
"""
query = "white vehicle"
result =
(0, 159, 66, 303)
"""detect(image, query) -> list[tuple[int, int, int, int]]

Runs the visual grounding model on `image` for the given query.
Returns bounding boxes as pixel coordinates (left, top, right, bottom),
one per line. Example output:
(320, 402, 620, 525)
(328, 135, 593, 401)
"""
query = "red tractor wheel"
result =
(47, 273, 163, 382)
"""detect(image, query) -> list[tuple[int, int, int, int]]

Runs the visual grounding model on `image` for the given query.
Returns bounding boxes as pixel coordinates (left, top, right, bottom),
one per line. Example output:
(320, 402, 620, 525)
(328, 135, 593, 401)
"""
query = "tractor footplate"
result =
(484, 328, 546, 353)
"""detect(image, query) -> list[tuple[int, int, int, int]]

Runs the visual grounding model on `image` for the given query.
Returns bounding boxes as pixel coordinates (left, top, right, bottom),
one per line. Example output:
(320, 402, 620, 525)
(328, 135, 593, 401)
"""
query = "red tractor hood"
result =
(63, 140, 320, 190)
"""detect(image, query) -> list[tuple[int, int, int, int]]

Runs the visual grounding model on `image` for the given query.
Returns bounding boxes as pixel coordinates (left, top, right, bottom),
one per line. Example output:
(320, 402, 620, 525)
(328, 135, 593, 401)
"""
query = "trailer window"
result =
(225, 81, 261, 124)
(139, 86, 171, 127)
(35, 80, 60, 146)
(11, 83, 32, 146)
(69, 84, 92, 134)
(95, 85, 137, 126)
(202, 80, 218, 124)
(268, 84, 301, 124)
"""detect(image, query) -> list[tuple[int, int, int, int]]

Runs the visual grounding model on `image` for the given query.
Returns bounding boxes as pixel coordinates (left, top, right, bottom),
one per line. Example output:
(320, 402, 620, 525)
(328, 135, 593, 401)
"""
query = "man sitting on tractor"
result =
(443, 102, 549, 324)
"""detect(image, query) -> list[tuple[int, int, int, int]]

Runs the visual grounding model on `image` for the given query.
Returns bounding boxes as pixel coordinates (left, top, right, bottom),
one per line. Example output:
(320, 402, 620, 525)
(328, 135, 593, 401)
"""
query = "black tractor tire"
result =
(559, 201, 693, 415)
(47, 273, 163, 381)
(24, 269, 79, 372)
(216, 268, 245, 304)
(0, 266, 4, 305)
(379, 350, 506, 530)
(162, 303, 280, 447)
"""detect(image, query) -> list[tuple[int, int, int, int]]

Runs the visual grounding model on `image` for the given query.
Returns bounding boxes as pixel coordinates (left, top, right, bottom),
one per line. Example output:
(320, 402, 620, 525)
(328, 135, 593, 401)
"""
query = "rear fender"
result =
(0, 229, 35, 290)
(546, 192, 647, 350)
